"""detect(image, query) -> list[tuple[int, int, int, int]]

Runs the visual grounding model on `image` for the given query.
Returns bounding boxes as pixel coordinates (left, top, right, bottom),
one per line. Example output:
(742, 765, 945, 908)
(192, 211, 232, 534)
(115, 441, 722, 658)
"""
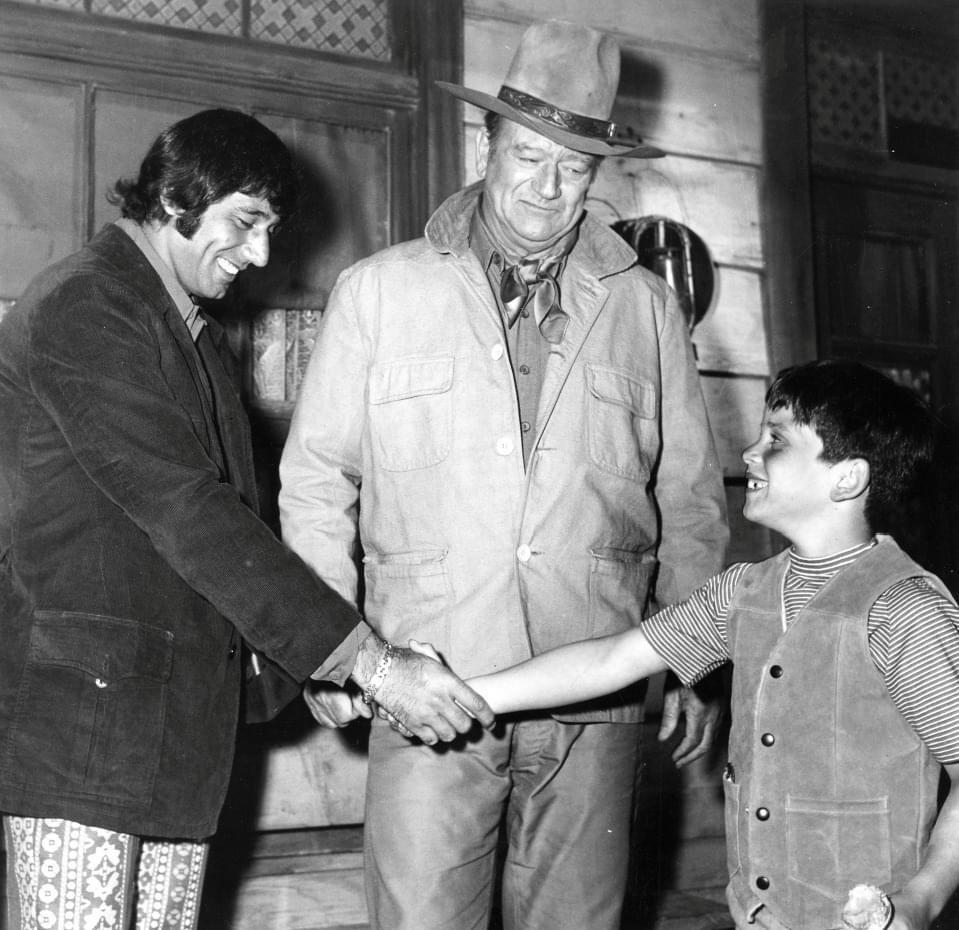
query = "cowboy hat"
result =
(437, 20, 664, 159)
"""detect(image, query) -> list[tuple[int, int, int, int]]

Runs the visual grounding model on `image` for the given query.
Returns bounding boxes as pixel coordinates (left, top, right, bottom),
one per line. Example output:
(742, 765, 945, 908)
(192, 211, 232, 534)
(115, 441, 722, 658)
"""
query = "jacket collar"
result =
(424, 181, 638, 280)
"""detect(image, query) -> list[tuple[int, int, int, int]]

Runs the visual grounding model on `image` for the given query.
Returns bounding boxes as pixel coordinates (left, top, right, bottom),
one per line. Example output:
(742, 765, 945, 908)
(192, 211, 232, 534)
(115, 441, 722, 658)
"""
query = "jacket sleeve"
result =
(650, 285, 729, 606)
(279, 268, 374, 681)
(28, 272, 362, 684)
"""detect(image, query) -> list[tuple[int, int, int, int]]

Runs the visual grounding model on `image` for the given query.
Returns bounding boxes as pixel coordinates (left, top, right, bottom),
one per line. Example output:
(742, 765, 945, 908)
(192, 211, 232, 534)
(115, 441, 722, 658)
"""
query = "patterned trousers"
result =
(3, 816, 208, 930)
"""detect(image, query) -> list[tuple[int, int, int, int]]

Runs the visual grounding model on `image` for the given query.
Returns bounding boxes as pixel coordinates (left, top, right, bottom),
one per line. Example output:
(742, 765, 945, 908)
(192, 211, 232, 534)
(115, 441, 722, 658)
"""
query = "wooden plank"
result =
(463, 16, 761, 162)
(700, 374, 768, 477)
(693, 268, 770, 377)
(464, 0, 759, 62)
(588, 157, 763, 269)
(0, 72, 83, 295)
(225, 862, 368, 930)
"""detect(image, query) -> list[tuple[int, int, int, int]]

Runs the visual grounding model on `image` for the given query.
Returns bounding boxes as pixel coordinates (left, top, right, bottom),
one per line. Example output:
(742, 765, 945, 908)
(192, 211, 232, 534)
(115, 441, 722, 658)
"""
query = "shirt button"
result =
(495, 437, 514, 456)
(491, 344, 505, 360)
(516, 544, 532, 563)
(94, 678, 108, 689)
(519, 364, 530, 375)
(756, 807, 770, 821)
(761, 732, 775, 747)
(228, 644, 237, 658)
(521, 309, 530, 318)
(770, 665, 783, 678)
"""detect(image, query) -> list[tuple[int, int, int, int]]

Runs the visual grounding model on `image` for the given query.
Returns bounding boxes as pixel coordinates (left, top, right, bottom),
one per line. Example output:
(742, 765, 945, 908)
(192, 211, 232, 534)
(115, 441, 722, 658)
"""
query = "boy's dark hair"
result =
(109, 108, 298, 238)
(766, 359, 936, 526)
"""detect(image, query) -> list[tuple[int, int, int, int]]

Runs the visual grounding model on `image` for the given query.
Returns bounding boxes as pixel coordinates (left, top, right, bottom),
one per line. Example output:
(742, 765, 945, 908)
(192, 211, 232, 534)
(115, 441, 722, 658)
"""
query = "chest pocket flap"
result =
(586, 364, 657, 482)
(369, 356, 454, 471)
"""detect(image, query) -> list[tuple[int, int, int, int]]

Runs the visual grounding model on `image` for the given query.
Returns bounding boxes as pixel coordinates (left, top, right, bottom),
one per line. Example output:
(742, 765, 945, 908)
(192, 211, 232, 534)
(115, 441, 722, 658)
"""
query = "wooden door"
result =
(812, 178, 959, 592)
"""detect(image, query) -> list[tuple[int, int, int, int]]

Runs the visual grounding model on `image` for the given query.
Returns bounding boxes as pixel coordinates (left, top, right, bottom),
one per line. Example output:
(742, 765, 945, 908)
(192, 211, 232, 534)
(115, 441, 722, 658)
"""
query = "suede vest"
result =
(724, 536, 947, 929)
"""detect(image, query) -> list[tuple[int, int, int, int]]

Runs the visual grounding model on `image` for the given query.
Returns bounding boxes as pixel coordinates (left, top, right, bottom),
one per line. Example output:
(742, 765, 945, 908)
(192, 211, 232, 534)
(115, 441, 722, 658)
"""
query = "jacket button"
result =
(491, 344, 505, 360)
(495, 437, 514, 456)
(756, 807, 770, 821)
(516, 544, 532, 563)
(761, 732, 775, 747)
(756, 876, 770, 890)
(769, 665, 783, 678)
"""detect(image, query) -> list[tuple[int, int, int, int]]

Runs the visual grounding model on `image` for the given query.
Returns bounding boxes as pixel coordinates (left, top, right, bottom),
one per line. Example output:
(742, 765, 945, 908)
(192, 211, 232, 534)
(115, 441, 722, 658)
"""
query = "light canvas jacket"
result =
(280, 184, 728, 721)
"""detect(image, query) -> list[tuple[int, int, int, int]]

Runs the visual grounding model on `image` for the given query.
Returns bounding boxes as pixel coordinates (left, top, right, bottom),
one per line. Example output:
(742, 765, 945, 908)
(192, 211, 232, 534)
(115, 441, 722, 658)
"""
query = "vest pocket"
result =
(2, 610, 173, 809)
(785, 795, 892, 897)
(585, 364, 656, 483)
(369, 356, 454, 471)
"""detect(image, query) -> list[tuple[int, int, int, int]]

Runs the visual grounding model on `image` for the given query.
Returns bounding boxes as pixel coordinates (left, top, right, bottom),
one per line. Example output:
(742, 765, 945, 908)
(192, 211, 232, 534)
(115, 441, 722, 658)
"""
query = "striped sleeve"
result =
(641, 562, 747, 686)
(869, 577, 959, 765)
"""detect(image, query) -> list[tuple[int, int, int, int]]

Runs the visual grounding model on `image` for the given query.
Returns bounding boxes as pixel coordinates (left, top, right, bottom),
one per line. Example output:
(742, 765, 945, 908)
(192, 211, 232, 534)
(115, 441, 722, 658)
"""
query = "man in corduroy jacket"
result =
(0, 108, 491, 930)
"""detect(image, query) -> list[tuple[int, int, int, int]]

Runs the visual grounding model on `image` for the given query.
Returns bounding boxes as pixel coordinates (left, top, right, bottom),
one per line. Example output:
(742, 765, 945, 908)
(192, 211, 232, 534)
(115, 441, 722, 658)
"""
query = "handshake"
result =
(303, 635, 495, 745)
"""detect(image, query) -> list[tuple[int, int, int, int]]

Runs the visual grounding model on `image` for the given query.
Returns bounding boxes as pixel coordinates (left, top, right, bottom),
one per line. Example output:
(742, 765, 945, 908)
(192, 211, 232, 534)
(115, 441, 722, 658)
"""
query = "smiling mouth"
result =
(217, 257, 240, 276)
(745, 473, 768, 491)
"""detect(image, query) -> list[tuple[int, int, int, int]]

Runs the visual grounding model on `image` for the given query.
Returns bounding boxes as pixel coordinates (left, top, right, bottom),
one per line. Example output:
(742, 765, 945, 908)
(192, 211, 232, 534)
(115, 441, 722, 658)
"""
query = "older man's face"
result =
(477, 119, 597, 256)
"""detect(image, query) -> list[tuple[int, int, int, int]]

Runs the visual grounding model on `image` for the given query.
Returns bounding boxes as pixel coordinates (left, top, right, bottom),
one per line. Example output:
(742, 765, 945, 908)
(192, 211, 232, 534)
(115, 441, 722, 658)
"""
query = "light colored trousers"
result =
(364, 715, 643, 930)
(3, 816, 207, 930)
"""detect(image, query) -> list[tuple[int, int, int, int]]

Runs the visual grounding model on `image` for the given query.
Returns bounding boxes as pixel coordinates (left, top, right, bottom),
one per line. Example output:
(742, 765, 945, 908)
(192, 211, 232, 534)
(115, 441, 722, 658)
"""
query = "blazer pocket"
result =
(369, 356, 454, 471)
(585, 365, 656, 483)
(2, 610, 173, 810)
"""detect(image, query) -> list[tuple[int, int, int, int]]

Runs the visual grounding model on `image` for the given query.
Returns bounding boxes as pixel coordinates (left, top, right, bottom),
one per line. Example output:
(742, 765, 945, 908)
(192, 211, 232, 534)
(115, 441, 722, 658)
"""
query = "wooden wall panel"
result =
(693, 269, 769, 376)
(700, 373, 767, 477)
(0, 73, 83, 296)
(465, 0, 760, 61)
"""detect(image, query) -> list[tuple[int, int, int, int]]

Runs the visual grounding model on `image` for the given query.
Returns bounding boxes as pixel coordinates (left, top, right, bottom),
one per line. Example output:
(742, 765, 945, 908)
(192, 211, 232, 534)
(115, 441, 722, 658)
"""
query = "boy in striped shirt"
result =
(467, 359, 959, 930)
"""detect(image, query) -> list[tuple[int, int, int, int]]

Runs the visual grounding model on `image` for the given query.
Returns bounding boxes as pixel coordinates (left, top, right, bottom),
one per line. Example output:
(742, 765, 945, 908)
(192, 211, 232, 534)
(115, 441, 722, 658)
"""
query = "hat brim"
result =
(436, 82, 665, 159)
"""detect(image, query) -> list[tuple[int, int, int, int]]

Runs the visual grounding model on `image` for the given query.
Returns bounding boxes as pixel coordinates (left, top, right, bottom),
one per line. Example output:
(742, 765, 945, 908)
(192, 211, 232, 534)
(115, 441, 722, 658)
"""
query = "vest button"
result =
(769, 665, 783, 678)
(761, 732, 775, 747)
(756, 807, 770, 821)
(756, 876, 770, 890)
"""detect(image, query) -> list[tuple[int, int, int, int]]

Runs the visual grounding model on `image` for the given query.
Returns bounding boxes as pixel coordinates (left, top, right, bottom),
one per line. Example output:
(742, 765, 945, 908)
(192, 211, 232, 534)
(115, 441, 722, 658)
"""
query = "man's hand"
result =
(302, 681, 371, 728)
(658, 671, 725, 768)
(351, 635, 494, 745)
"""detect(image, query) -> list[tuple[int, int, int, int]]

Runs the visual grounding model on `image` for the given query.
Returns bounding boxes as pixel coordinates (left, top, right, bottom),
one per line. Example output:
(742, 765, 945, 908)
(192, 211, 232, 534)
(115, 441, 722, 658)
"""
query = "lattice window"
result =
(15, 0, 391, 60)
(807, 35, 882, 151)
(885, 54, 959, 131)
(250, 0, 388, 58)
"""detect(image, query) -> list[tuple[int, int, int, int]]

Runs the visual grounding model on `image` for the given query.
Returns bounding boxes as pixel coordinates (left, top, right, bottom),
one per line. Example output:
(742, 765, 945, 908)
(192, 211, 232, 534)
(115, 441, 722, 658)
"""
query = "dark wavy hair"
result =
(109, 108, 298, 238)
(766, 359, 936, 526)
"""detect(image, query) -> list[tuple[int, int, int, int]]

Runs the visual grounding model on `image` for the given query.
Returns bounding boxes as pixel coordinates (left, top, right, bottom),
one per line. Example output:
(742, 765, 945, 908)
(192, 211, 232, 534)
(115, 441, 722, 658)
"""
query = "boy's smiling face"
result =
(741, 405, 840, 541)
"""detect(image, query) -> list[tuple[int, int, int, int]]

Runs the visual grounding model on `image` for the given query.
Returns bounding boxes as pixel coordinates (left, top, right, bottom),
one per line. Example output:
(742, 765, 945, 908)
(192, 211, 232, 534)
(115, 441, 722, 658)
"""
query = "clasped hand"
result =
(303, 639, 493, 745)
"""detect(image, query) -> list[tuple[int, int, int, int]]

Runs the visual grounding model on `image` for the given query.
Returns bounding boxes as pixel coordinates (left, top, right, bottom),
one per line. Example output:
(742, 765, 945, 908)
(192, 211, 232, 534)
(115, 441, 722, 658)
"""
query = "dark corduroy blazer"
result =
(0, 225, 359, 838)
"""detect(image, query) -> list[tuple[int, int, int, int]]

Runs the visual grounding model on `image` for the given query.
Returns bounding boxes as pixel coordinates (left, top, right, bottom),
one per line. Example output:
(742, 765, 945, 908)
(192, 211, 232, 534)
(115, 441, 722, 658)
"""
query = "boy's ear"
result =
(830, 458, 870, 503)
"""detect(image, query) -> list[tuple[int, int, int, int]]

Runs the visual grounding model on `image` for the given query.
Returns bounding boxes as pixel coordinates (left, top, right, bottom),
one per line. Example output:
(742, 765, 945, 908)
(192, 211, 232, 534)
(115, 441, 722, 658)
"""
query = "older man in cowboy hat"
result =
(279, 19, 728, 930)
